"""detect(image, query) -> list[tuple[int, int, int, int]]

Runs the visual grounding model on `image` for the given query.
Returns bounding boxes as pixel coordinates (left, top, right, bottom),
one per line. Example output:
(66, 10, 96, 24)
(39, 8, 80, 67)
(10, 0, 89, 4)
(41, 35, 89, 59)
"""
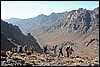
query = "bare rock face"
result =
(42, 7, 99, 34)
(1, 32, 16, 51)
(1, 20, 43, 53)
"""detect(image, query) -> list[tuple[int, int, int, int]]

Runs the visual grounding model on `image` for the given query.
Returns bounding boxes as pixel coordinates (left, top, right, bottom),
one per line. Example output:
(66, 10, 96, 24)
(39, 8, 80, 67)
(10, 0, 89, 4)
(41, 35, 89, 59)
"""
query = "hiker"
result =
(62, 41, 66, 47)
(66, 46, 70, 57)
(17, 46, 20, 53)
(43, 45, 48, 53)
(19, 45, 23, 53)
(17, 45, 23, 53)
(12, 47, 17, 53)
(53, 44, 58, 55)
(69, 47, 74, 55)
(58, 46, 63, 57)
(23, 45, 28, 53)
(66, 46, 74, 58)
(12, 47, 14, 53)
(29, 46, 35, 53)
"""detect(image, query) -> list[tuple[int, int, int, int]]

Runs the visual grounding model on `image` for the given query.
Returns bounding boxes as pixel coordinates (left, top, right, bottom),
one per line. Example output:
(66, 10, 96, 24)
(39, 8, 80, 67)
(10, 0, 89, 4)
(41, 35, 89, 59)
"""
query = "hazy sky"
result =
(1, 1, 99, 19)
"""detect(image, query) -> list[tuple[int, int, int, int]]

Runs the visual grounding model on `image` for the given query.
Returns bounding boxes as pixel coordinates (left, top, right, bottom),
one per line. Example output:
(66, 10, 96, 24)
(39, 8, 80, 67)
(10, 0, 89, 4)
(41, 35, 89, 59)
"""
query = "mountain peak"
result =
(10, 17, 20, 20)
(38, 14, 47, 17)
(78, 8, 84, 10)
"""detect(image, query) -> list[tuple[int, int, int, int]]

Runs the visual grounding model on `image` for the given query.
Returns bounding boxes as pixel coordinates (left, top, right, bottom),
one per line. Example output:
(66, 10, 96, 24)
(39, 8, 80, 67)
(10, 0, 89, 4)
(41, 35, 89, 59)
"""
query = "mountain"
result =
(1, 32, 16, 51)
(5, 12, 66, 34)
(25, 7, 99, 48)
(42, 7, 99, 34)
(1, 7, 99, 66)
(1, 20, 43, 53)
(5, 7, 99, 47)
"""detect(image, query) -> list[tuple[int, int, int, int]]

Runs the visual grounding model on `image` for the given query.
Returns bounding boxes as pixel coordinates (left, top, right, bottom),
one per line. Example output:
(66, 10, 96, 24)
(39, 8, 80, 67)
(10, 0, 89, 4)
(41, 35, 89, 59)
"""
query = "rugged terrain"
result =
(1, 7, 99, 66)
(1, 43, 99, 66)
(1, 20, 42, 53)
(5, 7, 99, 45)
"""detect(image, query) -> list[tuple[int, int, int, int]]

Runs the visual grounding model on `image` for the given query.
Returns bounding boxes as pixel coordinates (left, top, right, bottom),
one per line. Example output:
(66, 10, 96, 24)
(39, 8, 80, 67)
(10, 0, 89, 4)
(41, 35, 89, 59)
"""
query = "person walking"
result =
(29, 46, 35, 53)
(66, 46, 70, 57)
(58, 46, 63, 57)
(23, 45, 28, 53)
(69, 47, 74, 56)
(19, 45, 23, 53)
(17, 46, 20, 53)
(43, 45, 48, 54)
(53, 44, 58, 55)
(66, 46, 74, 58)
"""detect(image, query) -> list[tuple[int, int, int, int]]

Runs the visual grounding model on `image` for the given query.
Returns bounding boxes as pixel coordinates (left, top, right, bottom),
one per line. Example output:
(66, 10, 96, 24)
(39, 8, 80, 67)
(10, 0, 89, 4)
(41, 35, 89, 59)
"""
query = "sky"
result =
(1, 1, 99, 19)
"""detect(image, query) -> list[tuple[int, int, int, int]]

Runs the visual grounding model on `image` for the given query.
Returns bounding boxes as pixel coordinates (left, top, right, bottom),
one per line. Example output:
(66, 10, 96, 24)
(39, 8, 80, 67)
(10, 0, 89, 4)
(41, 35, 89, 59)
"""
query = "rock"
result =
(71, 63, 81, 66)
(93, 62, 99, 66)
(94, 63, 99, 66)
(15, 63, 21, 66)
(71, 63, 77, 66)
(38, 57, 46, 62)
(13, 57, 21, 60)
(21, 60, 25, 64)
(26, 51, 32, 55)
(1, 61, 7, 66)
(1, 57, 7, 61)
(24, 62, 32, 66)
(7, 64, 13, 66)
(30, 54, 37, 59)
(76, 55, 80, 58)
(1, 51, 8, 57)
(90, 63, 95, 66)
(20, 53, 26, 57)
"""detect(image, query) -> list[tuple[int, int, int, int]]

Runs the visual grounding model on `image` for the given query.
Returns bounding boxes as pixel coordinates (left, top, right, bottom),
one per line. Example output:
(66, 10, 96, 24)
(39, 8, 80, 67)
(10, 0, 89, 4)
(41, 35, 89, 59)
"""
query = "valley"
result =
(1, 7, 99, 66)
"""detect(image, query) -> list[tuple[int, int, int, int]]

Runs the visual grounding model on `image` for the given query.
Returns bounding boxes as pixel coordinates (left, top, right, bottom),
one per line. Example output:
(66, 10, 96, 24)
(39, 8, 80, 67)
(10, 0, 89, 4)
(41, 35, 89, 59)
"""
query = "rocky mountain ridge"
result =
(5, 12, 66, 34)
(42, 7, 99, 34)
(1, 20, 43, 53)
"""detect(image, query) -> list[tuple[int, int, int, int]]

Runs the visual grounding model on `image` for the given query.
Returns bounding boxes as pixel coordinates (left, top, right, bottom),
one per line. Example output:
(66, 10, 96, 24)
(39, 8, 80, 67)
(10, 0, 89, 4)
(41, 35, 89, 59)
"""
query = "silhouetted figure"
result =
(23, 45, 28, 53)
(53, 44, 58, 54)
(58, 47, 63, 57)
(12, 47, 17, 53)
(66, 46, 70, 57)
(17, 45, 23, 53)
(69, 47, 74, 55)
(43, 45, 47, 53)
(17, 46, 20, 53)
(12, 47, 14, 53)
(66, 46, 74, 58)
(19, 46, 23, 53)
(29, 46, 34, 53)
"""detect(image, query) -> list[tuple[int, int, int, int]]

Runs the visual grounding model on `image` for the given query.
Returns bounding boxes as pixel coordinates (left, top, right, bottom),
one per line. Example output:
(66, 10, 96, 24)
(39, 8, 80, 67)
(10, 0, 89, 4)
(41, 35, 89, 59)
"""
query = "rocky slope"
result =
(27, 7, 99, 46)
(1, 32, 16, 51)
(1, 20, 43, 53)
(41, 7, 99, 34)
(1, 7, 99, 66)
(1, 43, 99, 66)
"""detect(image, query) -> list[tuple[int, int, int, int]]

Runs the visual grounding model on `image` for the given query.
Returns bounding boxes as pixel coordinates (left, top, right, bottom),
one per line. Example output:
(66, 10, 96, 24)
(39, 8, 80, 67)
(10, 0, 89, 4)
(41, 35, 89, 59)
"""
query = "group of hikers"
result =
(43, 43, 74, 58)
(9, 42, 74, 58)
(12, 45, 35, 54)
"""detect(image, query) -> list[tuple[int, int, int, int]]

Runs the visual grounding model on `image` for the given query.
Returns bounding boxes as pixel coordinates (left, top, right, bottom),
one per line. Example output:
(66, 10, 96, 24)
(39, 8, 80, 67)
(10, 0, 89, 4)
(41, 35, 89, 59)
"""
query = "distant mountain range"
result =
(5, 12, 66, 34)
(4, 7, 99, 46)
